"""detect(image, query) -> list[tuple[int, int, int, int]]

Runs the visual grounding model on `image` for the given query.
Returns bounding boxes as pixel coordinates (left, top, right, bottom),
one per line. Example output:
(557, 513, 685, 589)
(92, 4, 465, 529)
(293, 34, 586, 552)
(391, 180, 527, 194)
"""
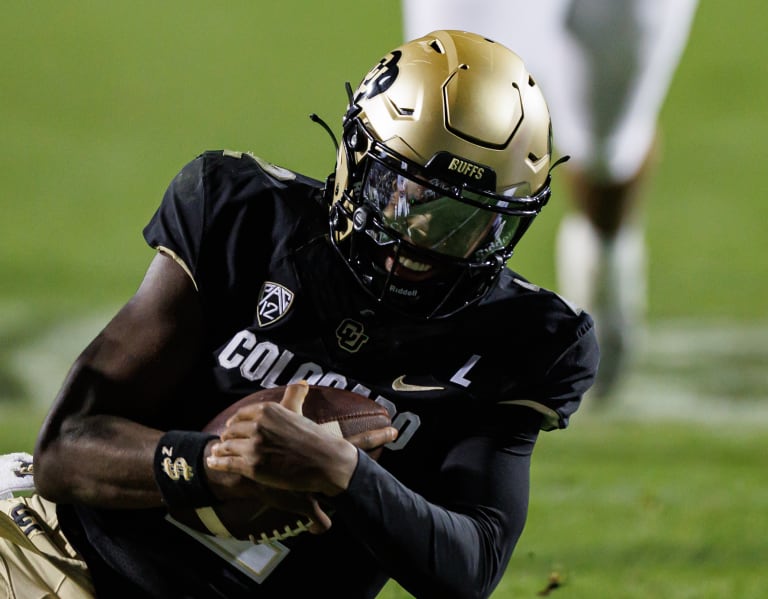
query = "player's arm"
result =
(33, 252, 238, 508)
(208, 402, 536, 599)
(331, 321, 598, 597)
(333, 425, 537, 599)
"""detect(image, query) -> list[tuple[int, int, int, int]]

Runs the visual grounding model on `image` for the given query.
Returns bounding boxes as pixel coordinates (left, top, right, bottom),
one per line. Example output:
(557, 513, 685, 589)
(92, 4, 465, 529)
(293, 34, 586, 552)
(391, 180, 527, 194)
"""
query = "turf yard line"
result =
(4, 308, 117, 411)
(581, 319, 768, 427)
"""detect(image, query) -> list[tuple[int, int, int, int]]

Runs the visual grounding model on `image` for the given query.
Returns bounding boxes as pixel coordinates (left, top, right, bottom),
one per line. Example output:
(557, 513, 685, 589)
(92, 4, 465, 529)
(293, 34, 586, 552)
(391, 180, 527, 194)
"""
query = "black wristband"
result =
(153, 430, 219, 508)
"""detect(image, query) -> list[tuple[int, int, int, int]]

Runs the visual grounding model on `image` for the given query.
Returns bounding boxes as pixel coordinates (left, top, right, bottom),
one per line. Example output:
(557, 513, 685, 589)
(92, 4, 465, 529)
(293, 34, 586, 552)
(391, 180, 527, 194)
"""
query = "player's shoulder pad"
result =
(221, 149, 296, 182)
(511, 277, 583, 316)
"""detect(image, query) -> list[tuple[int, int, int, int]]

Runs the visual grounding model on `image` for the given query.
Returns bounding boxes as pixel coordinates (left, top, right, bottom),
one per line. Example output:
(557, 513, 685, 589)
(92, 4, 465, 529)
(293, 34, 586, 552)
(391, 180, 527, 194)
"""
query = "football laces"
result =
(250, 517, 314, 544)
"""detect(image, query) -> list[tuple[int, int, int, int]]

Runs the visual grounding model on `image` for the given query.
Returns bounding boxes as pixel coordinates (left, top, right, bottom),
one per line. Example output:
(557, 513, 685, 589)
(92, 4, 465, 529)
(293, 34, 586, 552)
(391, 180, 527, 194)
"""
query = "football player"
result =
(1, 31, 597, 598)
(403, 0, 699, 396)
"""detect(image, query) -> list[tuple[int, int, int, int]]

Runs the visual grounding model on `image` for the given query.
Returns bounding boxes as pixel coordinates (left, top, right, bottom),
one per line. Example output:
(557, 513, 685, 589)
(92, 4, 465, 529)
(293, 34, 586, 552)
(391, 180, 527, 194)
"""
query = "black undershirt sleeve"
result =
(329, 429, 538, 599)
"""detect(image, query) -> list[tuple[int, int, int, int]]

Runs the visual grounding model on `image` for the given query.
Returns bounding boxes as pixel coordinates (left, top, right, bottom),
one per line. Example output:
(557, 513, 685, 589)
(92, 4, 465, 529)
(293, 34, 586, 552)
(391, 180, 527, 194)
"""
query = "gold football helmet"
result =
(327, 30, 558, 318)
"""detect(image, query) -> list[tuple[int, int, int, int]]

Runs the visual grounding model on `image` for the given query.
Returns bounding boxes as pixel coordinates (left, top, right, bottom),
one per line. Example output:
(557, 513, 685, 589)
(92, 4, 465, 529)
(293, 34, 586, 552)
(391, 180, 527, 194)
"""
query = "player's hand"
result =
(199, 446, 333, 536)
(279, 382, 398, 464)
(206, 382, 391, 498)
(345, 427, 398, 455)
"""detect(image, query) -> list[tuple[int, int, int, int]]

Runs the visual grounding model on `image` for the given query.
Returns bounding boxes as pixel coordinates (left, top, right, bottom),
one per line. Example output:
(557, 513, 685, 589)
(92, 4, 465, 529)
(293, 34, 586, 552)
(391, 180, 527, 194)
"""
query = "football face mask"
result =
(361, 158, 523, 263)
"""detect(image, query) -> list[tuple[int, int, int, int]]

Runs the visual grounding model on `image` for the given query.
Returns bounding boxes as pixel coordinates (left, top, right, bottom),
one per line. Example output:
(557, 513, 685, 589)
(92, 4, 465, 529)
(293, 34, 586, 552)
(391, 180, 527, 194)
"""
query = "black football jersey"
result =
(58, 150, 598, 599)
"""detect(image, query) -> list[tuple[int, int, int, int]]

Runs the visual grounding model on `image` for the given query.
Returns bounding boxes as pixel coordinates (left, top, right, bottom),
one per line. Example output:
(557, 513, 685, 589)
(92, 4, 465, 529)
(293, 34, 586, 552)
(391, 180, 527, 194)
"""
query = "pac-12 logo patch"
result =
(257, 282, 295, 327)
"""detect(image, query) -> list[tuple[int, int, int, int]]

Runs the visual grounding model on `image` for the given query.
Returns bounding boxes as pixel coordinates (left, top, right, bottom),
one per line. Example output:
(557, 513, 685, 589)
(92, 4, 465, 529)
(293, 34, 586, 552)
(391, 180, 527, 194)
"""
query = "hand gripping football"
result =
(168, 383, 391, 543)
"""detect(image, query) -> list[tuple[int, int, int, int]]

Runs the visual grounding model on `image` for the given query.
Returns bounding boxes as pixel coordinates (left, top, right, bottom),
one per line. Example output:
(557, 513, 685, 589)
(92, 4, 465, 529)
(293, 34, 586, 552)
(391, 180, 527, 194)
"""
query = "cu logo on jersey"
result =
(257, 282, 295, 327)
(336, 318, 369, 353)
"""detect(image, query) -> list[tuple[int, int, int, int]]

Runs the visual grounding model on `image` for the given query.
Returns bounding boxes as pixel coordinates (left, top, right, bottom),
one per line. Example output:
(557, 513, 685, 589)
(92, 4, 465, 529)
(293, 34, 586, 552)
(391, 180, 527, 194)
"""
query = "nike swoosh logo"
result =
(391, 375, 445, 392)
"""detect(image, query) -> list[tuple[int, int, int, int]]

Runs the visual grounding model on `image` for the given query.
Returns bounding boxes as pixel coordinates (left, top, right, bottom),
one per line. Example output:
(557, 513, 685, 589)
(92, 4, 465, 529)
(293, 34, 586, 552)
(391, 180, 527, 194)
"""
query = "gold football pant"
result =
(0, 494, 94, 598)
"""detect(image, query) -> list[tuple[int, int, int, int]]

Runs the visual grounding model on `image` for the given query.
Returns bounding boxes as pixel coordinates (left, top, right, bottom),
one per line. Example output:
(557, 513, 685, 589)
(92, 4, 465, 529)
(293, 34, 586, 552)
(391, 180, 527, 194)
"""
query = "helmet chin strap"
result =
(378, 244, 400, 302)
(378, 240, 490, 319)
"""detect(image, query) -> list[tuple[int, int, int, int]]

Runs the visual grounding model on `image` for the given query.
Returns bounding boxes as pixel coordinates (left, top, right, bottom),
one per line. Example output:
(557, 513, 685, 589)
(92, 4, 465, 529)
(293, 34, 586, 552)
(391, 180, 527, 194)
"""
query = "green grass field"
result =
(1, 1, 767, 597)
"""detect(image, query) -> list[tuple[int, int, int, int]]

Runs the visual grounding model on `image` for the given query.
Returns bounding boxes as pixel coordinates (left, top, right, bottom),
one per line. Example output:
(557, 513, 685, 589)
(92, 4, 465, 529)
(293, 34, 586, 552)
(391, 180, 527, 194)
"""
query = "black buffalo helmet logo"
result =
(357, 50, 402, 101)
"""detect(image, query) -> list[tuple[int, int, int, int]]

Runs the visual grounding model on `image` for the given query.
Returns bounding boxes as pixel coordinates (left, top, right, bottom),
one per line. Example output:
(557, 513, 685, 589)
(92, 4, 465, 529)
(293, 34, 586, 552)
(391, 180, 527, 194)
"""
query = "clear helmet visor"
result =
(360, 159, 522, 261)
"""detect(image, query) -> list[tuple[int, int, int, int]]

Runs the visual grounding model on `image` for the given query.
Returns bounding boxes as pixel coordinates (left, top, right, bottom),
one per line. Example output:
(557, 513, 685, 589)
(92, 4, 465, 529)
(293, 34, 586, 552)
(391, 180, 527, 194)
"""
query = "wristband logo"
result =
(161, 448, 195, 482)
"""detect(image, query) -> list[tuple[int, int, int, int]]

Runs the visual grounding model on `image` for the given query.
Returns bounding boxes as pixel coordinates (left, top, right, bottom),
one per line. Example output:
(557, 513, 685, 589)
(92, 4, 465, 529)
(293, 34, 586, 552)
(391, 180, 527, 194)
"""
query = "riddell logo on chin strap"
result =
(388, 285, 418, 297)
(447, 158, 485, 180)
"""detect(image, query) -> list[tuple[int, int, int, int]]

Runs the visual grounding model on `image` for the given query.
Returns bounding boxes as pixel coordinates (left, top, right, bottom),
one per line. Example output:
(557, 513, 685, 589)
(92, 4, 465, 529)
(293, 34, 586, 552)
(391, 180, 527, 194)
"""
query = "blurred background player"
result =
(402, 0, 699, 397)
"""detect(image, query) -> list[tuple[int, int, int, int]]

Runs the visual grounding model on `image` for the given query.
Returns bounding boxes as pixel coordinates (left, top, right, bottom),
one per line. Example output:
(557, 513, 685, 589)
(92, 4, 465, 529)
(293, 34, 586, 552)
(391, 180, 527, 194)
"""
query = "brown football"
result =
(167, 383, 391, 543)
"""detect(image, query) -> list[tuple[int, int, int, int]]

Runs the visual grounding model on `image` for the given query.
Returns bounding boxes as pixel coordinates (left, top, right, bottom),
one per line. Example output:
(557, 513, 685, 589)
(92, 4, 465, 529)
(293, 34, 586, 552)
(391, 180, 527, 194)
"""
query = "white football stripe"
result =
(317, 420, 344, 438)
(195, 506, 233, 538)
